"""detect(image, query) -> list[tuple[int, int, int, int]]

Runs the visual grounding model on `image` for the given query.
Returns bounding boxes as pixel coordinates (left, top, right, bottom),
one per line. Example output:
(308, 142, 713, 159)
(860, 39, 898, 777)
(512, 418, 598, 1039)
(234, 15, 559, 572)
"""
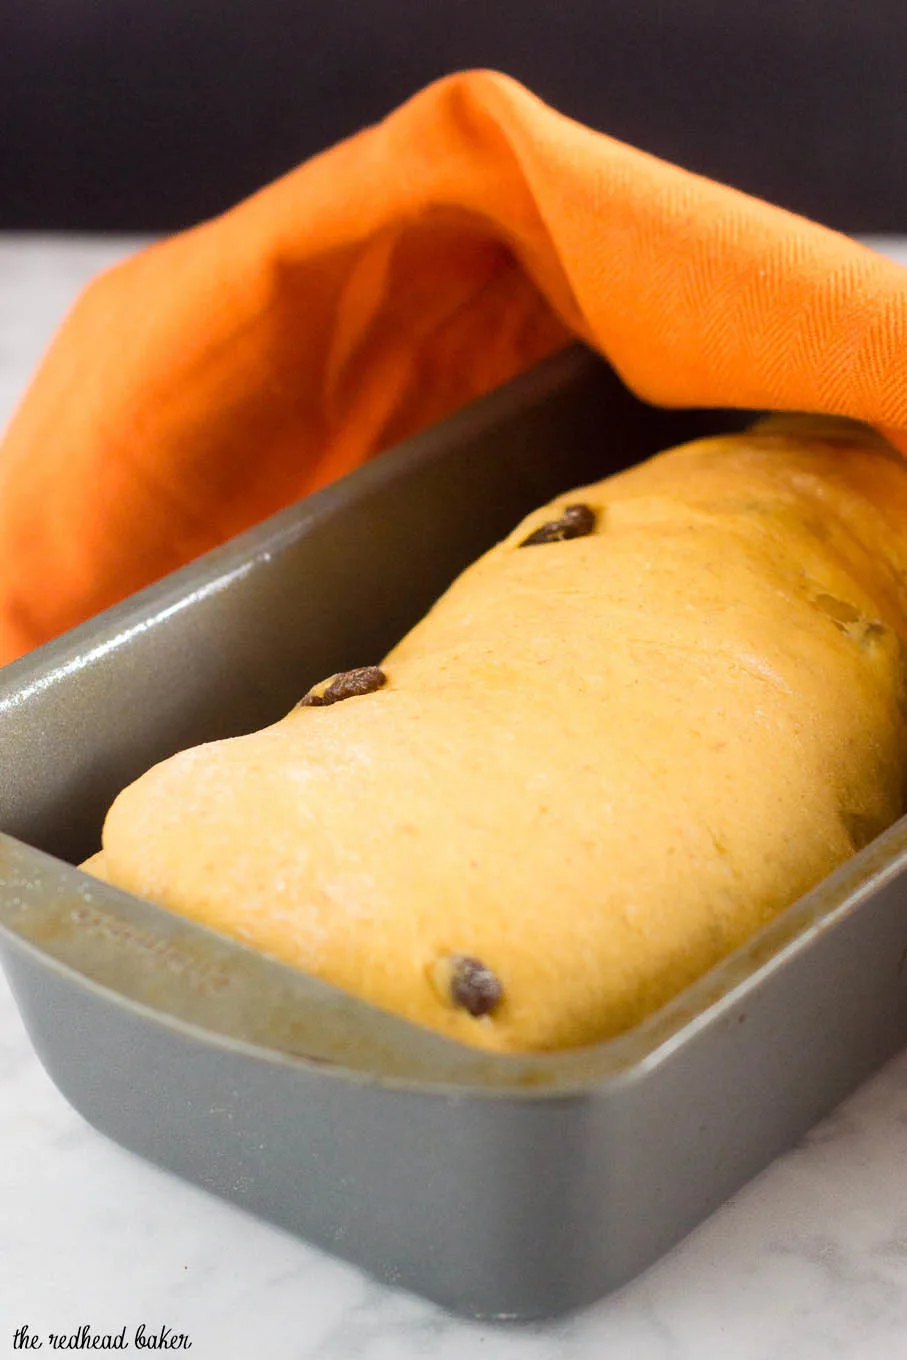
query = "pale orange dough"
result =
(84, 417, 907, 1052)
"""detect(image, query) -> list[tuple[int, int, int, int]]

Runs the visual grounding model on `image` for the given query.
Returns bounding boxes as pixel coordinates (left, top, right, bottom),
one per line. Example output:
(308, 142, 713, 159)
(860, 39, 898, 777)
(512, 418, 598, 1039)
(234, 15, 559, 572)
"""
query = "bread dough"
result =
(84, 417, 907, 1052)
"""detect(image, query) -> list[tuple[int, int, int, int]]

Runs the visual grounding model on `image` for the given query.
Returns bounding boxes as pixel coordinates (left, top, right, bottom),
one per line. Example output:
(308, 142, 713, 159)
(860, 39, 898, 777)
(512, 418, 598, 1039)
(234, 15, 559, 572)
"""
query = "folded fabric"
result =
(1, 69, 907, 666)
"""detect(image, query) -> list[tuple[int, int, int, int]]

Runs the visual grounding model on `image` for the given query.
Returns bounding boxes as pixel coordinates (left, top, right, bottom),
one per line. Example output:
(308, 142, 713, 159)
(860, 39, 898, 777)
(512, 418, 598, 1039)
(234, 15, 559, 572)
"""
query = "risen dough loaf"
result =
(84, 417, 907, 1052)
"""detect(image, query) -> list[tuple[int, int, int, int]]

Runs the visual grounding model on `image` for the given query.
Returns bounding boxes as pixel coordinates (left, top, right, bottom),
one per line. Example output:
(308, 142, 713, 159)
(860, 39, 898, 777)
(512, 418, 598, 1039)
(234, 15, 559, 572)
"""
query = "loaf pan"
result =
(3, 345, 907, 1321)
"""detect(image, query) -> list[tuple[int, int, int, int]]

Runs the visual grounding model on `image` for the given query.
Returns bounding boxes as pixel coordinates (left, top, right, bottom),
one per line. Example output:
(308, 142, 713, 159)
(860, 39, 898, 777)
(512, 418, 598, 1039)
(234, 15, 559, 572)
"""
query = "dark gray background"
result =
(2, 0, 906, 234)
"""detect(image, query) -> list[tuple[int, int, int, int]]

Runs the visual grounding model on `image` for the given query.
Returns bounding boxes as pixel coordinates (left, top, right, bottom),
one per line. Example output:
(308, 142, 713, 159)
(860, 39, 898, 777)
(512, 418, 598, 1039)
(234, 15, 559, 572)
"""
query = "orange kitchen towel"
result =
(2, 69, 907, 666)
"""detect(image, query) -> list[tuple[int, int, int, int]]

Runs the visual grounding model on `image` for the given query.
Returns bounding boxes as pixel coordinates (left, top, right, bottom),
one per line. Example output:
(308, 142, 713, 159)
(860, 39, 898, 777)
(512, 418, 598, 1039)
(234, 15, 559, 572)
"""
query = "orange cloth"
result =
(3, 69, 907, 666)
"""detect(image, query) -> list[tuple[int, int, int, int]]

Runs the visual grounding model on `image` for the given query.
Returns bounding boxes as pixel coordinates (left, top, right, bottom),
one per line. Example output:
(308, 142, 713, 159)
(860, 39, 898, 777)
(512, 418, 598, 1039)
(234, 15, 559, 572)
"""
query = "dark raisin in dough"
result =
(520, 503, 596, 547)
(448, 955, 503, 1017)
(300, 666, 387, 707)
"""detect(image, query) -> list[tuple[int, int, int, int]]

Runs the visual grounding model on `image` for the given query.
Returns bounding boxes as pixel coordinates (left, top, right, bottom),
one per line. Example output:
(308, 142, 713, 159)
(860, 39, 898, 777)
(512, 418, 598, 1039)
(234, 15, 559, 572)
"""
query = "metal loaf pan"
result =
(3, 345, 907, 1321)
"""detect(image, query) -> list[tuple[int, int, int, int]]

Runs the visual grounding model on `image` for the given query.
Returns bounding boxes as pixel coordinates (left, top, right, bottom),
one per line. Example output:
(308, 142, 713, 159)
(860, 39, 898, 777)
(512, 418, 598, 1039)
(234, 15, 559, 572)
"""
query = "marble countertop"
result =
(4, 234, 907, 1360)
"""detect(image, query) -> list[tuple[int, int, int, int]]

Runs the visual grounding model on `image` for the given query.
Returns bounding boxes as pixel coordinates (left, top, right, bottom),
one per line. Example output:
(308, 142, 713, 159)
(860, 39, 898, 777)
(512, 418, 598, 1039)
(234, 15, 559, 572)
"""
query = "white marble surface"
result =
(4, 233, 907, 1360)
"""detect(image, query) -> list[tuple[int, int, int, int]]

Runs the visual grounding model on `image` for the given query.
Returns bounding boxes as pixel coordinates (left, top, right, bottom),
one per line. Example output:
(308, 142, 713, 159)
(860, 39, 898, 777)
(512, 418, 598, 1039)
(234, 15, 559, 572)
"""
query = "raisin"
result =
(520, 502, 596, 546)
(430, 954, 503, 1017)
(300, 665, 387, 707)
